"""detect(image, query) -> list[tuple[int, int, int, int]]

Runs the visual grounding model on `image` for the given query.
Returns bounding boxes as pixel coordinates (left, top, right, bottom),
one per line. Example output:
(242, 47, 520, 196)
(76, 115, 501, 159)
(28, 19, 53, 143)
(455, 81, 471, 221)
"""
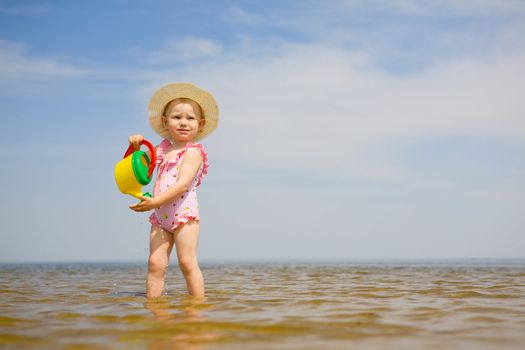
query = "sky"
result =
(0, 0, 524, 263)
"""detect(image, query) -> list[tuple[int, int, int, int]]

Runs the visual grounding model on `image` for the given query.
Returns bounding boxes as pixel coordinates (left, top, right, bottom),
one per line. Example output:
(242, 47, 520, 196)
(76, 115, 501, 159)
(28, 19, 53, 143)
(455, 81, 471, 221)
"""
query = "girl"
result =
(128, 83, 219, 298)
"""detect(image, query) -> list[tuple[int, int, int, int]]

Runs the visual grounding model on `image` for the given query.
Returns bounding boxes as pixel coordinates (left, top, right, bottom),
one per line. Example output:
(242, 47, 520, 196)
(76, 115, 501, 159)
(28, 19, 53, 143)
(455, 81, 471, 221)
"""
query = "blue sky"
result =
(1, 0, 524, 262)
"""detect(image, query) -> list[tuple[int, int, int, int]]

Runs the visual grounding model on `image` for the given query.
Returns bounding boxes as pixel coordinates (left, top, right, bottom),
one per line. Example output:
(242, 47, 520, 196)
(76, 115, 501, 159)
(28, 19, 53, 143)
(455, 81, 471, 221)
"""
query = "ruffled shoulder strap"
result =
(155, 139, 172, 164)
(182, 143, 209, 187)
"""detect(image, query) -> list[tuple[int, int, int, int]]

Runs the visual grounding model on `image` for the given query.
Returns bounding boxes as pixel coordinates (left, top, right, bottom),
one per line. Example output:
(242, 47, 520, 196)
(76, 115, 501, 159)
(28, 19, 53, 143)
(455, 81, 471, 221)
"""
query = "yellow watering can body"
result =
(114, 140, 156, 199)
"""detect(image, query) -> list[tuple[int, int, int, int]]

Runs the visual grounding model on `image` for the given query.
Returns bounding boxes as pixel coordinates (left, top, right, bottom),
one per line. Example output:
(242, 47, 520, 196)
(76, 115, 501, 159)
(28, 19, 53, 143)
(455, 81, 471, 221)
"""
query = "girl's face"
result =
(162, 99, 205, 143)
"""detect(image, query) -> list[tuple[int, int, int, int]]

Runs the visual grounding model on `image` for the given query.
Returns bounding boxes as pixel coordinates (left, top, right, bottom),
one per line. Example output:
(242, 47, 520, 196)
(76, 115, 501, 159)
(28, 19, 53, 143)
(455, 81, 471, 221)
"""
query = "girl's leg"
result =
(174, 221, 204, 298)
(147, 225, 174, 298)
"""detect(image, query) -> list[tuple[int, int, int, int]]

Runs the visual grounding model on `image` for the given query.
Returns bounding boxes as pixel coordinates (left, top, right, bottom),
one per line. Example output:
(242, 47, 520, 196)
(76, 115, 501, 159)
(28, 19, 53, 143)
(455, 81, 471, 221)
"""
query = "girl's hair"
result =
(163, 98, 204, 119)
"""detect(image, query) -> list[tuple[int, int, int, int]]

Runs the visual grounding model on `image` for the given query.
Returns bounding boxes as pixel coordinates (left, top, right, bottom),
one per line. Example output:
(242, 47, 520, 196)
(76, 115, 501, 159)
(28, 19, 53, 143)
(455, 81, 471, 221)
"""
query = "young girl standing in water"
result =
(128, 83, 219, 298)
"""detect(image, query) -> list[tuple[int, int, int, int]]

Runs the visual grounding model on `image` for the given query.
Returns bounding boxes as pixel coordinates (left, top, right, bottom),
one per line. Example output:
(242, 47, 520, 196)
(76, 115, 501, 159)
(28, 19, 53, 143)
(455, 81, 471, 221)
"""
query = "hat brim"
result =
(148, 83, 219, 142)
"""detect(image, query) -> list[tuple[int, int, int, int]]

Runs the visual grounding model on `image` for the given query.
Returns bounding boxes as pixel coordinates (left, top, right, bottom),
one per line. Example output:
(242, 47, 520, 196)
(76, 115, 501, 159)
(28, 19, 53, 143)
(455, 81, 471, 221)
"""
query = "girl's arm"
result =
(129, 148, 202, 212)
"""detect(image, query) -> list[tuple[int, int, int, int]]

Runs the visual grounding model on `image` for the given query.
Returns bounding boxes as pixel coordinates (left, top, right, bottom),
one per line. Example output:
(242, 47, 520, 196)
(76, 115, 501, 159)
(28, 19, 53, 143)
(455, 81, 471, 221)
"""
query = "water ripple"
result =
(1, 262, 524, 349)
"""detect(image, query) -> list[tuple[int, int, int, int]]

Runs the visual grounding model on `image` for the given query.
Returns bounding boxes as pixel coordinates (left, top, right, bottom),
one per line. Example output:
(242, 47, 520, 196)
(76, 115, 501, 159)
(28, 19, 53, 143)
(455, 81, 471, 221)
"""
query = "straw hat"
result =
(148, 82, 219, 141)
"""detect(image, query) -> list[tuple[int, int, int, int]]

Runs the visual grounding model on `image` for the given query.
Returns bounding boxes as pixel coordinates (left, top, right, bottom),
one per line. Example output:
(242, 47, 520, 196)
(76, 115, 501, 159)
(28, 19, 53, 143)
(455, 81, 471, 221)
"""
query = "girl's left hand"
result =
(129, 196, 159, 212)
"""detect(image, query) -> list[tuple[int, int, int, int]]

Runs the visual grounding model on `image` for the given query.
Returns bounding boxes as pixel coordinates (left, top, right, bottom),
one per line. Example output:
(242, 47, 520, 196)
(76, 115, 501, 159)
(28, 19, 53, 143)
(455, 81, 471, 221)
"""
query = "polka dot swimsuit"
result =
(149, 139, 208, 233)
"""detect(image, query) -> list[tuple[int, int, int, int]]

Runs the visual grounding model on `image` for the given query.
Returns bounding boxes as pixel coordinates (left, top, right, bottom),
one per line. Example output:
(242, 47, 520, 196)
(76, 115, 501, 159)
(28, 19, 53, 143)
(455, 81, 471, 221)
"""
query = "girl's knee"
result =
(178, 255, 199, 274)
(148, 255, 168, 275)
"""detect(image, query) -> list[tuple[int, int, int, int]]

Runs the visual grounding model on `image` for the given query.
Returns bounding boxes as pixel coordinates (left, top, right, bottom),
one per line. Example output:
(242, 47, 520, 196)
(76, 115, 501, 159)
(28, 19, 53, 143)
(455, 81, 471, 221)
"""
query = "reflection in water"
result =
(144, 296, 217, 350)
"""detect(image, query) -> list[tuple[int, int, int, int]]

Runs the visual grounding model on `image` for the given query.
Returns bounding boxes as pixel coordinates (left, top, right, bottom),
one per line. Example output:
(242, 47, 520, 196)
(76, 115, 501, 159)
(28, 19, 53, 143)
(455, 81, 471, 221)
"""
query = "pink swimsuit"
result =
(148, 139, 208, 233)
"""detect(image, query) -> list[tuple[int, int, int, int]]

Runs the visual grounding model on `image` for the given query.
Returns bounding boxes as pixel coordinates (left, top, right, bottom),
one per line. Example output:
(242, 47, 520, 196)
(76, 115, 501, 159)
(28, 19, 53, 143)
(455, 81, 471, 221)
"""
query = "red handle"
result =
(124, 139, 157, 178)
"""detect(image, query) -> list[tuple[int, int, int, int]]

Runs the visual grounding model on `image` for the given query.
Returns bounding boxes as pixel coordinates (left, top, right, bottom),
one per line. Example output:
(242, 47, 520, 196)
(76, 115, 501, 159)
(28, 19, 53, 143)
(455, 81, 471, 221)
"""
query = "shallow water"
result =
(1, 261, 525, 349)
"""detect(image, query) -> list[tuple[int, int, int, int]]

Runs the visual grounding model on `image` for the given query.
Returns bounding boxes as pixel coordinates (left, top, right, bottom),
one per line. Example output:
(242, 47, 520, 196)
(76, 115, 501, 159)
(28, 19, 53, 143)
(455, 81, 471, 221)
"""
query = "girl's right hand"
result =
(128, 134, 144, 150)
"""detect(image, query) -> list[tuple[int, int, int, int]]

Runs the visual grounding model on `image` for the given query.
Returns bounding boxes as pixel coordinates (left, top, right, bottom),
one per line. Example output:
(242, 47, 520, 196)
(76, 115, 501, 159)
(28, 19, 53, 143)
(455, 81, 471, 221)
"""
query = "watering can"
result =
(114, 140, 157, 199)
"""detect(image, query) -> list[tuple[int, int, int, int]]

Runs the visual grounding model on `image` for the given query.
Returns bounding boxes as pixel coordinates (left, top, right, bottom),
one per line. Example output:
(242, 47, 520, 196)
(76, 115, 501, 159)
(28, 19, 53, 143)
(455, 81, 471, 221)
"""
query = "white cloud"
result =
(218, 1, 525, 74)
(2, 33, 523, 185)
(156, 42, 524, 184)
(147, 37, 222, 64)
(0, 39, 88, 79)
(333, 0, 525, 16)
(223, 5, 267, 26)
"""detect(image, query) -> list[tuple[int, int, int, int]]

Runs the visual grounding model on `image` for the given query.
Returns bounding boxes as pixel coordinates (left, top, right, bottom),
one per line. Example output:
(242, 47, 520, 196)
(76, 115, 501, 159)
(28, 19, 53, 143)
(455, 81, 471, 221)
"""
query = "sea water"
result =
(1, 260, 524, 349)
